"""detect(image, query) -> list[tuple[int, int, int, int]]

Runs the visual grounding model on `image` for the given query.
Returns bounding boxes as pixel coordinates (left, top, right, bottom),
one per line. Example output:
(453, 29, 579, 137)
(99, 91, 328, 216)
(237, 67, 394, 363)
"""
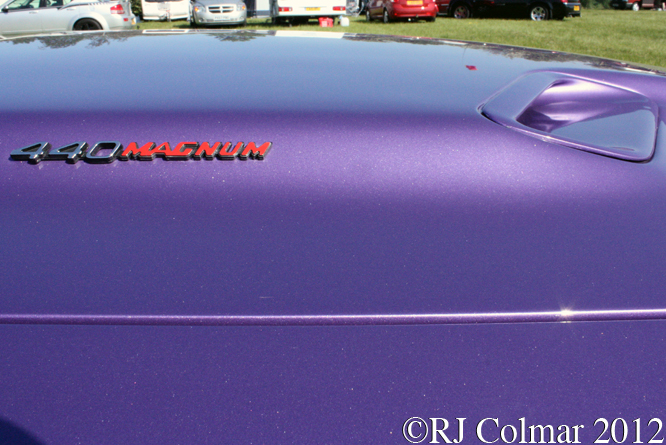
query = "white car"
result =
(0, 0, 135, 36)
(191, 0, 247, 26)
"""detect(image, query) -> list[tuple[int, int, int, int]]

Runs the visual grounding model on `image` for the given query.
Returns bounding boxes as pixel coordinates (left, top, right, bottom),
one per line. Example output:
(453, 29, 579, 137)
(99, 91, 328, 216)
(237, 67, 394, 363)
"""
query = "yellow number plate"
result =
(573, 5, 579, 9)
(306, 7, 320, 10)
(406, 1, 422, 4)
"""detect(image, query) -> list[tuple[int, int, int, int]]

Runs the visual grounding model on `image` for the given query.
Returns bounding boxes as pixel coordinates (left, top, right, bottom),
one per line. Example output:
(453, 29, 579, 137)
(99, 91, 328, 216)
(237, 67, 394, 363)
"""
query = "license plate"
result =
(214, 15, 233, 20)
(306, 7, 320, 10)
(573, 5, 579, 9)
(406, 1, 422, 5)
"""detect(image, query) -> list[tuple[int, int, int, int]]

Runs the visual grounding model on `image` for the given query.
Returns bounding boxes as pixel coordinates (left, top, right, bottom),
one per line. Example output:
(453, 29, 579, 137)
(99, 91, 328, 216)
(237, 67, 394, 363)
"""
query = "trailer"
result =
(141, 0, 190, 20)
(269, 0, 346, 22)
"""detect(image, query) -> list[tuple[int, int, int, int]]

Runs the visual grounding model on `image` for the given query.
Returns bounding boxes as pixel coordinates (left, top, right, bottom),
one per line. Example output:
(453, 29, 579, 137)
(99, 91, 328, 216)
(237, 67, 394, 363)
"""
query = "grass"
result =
(138, 9, 666, 68)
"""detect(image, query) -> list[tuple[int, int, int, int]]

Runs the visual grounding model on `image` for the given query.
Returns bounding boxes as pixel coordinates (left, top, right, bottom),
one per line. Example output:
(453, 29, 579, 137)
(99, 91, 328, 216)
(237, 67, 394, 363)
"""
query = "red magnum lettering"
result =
(119, 142, 157, 161)
(192, 142, 249, 161)
(169, 142, 197, 160)
(151, 142, 171, 159)
(218, 142, 241, 160)
(238, 142, 273, 160)
(193, 142, 223, 160)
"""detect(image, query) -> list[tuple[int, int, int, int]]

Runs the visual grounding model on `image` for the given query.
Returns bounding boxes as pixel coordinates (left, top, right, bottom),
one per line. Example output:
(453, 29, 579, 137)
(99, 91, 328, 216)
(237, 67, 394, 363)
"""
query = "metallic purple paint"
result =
(1, 31, 666, 444)
(2, 323, 666, 444)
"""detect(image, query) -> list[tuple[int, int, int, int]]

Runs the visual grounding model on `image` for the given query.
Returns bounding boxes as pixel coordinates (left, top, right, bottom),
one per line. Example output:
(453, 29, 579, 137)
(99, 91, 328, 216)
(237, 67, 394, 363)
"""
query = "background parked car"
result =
(437, 0, 579, 19)
(610, 0, 662, 10)
(0, 0, 134, 36)
(366, 0, 437, 22)
(190, 0, 246, 26)
(435, 0, 473, 17)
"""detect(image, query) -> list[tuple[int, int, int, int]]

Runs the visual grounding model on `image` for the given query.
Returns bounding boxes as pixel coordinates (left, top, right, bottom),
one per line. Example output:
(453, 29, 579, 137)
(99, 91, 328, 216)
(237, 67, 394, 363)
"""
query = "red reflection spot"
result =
(466, 65, 477, 71)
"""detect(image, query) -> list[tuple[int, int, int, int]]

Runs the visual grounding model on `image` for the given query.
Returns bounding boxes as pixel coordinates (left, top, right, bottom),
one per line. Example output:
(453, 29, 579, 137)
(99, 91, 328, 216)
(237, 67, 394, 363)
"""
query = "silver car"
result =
(0, 0, 135, 37)
(190, 0, 246, 26)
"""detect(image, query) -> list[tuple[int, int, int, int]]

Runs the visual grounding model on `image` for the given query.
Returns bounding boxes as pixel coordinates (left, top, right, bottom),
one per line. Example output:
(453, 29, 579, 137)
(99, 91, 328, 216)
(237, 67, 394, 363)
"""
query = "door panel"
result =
(39, 4, 77, 32)
(0, 0, 43, 35)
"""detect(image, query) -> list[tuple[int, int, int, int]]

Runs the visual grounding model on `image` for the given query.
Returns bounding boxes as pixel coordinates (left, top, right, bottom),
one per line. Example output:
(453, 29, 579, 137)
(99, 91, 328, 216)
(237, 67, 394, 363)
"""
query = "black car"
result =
(437, 0, 580, 19)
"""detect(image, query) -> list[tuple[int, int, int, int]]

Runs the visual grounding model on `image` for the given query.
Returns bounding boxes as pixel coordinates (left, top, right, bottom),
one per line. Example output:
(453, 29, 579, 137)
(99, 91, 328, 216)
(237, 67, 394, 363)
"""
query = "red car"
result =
(365, 0, 437, 21)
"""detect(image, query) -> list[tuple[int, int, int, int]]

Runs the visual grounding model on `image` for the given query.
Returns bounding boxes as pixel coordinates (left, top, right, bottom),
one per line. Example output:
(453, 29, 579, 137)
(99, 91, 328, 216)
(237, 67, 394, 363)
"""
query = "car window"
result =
(44, 0, 73, 7)
(5, 0, 40, 9)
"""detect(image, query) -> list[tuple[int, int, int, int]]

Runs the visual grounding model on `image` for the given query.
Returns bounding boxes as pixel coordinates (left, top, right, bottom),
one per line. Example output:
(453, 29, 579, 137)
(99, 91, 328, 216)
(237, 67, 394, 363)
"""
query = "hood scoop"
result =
(481, 72, 659, 161)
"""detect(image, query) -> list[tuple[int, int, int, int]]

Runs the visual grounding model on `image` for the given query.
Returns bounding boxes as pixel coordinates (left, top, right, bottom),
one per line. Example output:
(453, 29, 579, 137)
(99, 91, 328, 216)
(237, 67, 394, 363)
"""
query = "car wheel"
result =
(631, 1, 640, 10)
(73, 18, 102, 30)
(366, 8, 371, 20)
(450, 3, 471, 18)
(426, 14, 436, 21)
(382, 8, 390, 22)
(190, 15, 198, 27)
(529, 4, 549, 20)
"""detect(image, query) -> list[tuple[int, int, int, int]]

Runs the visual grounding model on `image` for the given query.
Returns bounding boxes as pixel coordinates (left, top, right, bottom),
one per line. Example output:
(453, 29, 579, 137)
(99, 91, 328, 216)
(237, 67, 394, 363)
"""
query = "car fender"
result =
(527, 1, 552, 8)
(67, 10, 110, 30)
(526, 0, 552, 12)
(448, 0, 473, 16)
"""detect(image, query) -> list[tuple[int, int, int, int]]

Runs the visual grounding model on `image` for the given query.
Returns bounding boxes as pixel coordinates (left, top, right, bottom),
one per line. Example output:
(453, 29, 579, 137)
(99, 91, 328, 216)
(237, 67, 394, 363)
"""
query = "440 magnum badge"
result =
(10, 141, 272, 164)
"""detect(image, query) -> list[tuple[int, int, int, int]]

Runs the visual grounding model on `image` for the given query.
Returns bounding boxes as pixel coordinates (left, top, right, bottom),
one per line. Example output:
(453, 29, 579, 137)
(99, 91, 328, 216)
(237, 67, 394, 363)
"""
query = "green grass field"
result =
(139, 9, 666, 68)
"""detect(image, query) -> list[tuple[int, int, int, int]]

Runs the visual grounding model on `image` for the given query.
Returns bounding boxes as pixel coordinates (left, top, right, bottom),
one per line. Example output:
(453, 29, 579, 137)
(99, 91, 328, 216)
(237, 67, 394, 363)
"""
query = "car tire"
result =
(366, 8, 372, 20)
(190, 15, 198, 27)
(528, 3, 549, 20)
(426, 14, 436, 21)
(449, 2, 471, 18)
(73, 18, 102, 30)
(631, 1, 640, 10)
(382, 8, 390, 22)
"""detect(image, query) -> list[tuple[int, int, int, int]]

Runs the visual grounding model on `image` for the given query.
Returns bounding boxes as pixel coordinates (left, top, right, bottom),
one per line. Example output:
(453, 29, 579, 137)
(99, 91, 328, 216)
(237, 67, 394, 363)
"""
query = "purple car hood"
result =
(1, 30, 666, 322)
(5, 30, 666, 445)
